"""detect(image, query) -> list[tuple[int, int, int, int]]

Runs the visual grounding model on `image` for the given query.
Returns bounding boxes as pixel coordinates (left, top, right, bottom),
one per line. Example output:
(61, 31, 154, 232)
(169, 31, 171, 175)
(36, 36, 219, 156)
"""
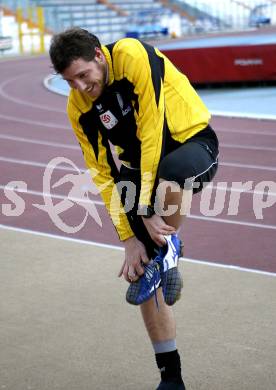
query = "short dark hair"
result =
(49, 27, 101, 73)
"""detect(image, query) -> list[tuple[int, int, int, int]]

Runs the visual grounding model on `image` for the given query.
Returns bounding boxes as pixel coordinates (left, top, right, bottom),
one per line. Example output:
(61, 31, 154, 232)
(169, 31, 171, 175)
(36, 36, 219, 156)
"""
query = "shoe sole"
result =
(126, 281, 142, 305)
(126, 268, 183, 306)
(126, 281, 162, 305)
(163, 267, 183, 306)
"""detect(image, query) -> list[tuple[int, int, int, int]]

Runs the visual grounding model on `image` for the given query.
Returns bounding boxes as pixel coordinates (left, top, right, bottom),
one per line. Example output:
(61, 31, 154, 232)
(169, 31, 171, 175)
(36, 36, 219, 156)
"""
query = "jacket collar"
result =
(101, 45, 114, 87)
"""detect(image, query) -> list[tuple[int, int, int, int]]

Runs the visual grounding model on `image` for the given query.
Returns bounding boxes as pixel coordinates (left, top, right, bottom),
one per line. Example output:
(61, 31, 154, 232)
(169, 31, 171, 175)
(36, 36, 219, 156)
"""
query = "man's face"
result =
(62, 53, 107, 99)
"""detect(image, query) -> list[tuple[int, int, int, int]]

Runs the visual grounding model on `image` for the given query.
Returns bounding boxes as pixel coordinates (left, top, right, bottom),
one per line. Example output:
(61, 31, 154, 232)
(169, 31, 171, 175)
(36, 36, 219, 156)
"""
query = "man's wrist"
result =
(122, 234, 135, 243)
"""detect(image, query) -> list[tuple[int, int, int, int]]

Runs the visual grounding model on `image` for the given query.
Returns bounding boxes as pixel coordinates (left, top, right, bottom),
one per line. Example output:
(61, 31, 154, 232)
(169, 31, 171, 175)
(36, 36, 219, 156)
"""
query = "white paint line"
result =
(182, 257, 276, 277)
(220, 143, 276, 152)
(222, 161, 276, 172)
(0, 156, 82, 171)
(0, 223, 124, 251)
(0, 75, 66, 113)
(188, 214, 276, 230)
(217, 128, 276, 137)
(211, 110, 276, 121)
(112, 150, 276, 171)
(0, 224, 275, 277)
(0, 113, 69, 130)
(212, 184, 276, 197)
(0, 185, 103, 205)
(0, 180, 276, 200)
(2, 133, 276, 154)
(1, 157, 276, 199)
(0, 156, 268, 172)
(1, 185, 275, 231)
(3, 154, 274, 173)
(0, 134, 79, 150)
(44, 74, 69, 97)
(43, 74, 276, 121)
(0, 55, 46, 63)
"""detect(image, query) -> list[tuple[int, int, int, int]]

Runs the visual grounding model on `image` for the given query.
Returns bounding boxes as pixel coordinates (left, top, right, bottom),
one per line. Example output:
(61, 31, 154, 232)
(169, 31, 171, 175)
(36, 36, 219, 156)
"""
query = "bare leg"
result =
(140, 289, 175, 342)
(156, 180, 193, 230)
(139, 182, 187, 387)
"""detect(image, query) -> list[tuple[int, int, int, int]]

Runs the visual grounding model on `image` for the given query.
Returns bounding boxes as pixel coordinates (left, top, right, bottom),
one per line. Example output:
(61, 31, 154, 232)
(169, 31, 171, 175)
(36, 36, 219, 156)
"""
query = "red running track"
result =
(0, 56, 275, 273)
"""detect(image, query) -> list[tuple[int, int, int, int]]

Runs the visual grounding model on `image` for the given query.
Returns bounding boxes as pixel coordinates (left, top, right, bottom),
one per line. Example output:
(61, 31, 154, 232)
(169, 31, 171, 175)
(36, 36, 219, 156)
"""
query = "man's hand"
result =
(118, 236, 149, 283)
(142, 214, 176, 247)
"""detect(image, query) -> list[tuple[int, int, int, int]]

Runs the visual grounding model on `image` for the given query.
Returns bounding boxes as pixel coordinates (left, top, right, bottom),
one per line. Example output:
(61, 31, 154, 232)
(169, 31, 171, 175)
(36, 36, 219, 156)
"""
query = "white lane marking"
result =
(2, 133, 276, 153)
(0, 113, 69, 129)
(222, 162, 276, 172)
(118, 149, 276, 172)
(217, 128, 276, 136)
(0, 134, 79, 150)
(0, 90, 274, 137)
(0, 185, 103, 205)
(182, 257, 276, 277)
(1, 136, 276, 172)
(0, 224, 275, 277)
(110, 150, 276, 171)
(0, 157, 81, 171)
(0, 75, 66, 113)
(1, 185, 275, 231)
(2, 183, 276, 203)
(44, 74, 69, 97)
(212, 110, 276, 121)
(2, 179, 276, 199)
(0, 54, 46, 63)
(43, 74, 276, 121)
(1, 157, 276, 196)
(220, 143, 276, 152)
(214, 184, 276, 197)
(188, 214, 276, 230)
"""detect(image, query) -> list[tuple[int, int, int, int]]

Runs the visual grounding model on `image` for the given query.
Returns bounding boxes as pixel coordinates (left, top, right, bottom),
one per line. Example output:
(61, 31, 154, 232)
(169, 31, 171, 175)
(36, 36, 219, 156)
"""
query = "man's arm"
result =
(112, 39, 166, 208)
(67, 97, 134, 241)
(68, 97, 150, 278)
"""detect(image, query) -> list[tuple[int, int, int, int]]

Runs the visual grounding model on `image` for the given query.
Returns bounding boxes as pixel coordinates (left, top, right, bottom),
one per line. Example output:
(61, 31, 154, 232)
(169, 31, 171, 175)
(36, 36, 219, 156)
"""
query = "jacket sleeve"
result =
(113, 39, 165, 207)
(67, 98, 134, 241)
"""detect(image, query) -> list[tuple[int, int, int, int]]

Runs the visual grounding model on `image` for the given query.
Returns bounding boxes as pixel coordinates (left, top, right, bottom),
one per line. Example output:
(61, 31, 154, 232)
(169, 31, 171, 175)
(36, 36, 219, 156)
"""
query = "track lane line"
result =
(1, 186, 275, 231)
(0, 157, 77, 170)
(0, 109, 275, 136)
(0, 223, 275, 277)
(212, 111, 276, 121)
(220, 143, 276, 152)
(1, 133, 276, 153)
(0, 75, 66, 113)
(1, 183, 276, 201)
(0, 113, 69, 129)
(215, 128, 276, 136)
(0, 134, 79, 149)
(0, 55, 46, 63)
(221, 162, 276, 172)
(1, 155, 276, 172)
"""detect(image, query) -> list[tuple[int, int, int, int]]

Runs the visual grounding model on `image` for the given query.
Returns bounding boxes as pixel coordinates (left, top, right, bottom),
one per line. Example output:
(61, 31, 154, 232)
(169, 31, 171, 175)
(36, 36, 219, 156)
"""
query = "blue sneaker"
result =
(126, 259, 161, 305)
(156, 234, 183, 306)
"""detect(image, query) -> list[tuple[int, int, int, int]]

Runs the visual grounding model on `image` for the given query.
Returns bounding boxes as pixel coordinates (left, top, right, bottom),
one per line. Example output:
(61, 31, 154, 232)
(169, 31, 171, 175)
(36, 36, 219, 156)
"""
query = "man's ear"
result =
(94, 47, 104, 63)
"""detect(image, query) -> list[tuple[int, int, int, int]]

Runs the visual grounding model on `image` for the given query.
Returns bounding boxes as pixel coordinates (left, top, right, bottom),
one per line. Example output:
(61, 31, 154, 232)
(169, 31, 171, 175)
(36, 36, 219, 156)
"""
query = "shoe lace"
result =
(157, 237, 180, 301)
(151, 235, 181, 309)
(153, 261, 161, 310)
(145, 259, 161, 310)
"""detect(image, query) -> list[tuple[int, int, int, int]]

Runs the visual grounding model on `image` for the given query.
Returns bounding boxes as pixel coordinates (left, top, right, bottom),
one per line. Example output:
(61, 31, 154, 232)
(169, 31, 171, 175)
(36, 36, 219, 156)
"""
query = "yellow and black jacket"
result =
(67, 38, 210, 241)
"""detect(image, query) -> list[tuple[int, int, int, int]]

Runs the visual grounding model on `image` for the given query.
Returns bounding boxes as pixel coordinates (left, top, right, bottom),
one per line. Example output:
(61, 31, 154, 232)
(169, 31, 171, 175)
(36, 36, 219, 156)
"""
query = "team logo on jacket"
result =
(116, 92, 131, 116)
(96, 103, 104, 113)
(116, 93, 124, 110)
(99, 110, 118, 129)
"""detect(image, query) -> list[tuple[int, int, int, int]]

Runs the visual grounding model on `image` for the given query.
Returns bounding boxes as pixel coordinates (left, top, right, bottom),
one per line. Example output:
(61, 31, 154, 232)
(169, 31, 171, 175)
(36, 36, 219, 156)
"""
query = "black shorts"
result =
(158, 124, 219, 193)
(119, 124, 219, 256)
